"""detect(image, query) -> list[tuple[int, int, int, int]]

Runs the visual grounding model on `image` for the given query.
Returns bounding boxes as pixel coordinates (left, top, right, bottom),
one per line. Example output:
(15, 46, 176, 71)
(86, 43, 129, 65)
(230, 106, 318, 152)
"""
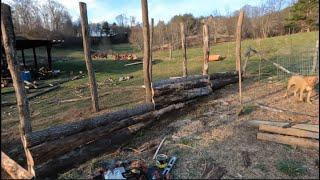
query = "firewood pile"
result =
(112, 53, 139, 61)
(91, 51, 108, 59)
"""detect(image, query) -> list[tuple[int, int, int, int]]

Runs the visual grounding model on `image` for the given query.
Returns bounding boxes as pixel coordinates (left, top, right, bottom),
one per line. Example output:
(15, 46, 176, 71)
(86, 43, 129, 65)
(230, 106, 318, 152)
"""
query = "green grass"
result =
(276, 159, 308, 177)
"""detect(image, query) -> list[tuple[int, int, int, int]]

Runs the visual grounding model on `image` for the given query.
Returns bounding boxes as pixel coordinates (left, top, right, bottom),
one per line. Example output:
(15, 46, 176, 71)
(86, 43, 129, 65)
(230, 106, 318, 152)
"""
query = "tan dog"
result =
(284, 75, 319, 103)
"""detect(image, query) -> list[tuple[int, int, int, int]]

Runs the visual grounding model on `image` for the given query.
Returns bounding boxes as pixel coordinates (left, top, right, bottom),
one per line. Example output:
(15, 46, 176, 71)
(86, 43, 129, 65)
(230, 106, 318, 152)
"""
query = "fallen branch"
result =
(153, 137, 167, 159)
(124, 62, 143, 66)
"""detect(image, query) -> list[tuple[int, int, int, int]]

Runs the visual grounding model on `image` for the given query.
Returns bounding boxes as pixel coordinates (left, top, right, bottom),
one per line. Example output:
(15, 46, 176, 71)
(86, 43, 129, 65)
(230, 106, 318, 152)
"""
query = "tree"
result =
(102, 21, 110, 36)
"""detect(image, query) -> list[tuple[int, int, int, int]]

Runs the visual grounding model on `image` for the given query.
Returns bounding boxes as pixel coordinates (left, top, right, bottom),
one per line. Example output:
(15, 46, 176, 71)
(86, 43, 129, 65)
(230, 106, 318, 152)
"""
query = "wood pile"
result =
(247, 120, 319, 149)
(91, 51, 108, 59)
(112, 53, 139, 61)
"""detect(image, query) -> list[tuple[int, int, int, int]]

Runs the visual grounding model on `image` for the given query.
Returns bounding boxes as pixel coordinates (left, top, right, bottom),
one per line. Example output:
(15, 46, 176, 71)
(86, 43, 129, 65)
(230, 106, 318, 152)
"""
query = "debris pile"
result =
(112, 53, 139, 61)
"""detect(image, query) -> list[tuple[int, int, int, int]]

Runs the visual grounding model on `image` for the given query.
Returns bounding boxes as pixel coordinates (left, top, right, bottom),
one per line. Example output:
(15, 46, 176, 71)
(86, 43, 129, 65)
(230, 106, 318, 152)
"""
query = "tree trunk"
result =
(180, 22, 187, 77)
(1, 3, 34, 175)
(203, 24, 209, 75)
(149, 18, 154, 81)
(25, 103, 154, 147)
(141, 0, 152, 103)
(235, 11, 244, 104)
(79, 2, 99, 112)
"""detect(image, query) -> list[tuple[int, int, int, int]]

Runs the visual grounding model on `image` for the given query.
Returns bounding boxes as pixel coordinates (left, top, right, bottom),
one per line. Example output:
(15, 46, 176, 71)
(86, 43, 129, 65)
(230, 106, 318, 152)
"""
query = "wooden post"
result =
(141, 0, 152, 103)
(149, 18, 154, 81)
(79, 2, 99, 112)
(180, 22, 187, 77)
(46, 45, 52, 70)
(235, 11, 244, 104)
(169, 43, 172, 60)
(21, 49, 26, 68)
(1, 3, 35, 176)
(203, 24, 209, 75)
(311, 40, 319, 74)
(32, 48, 37, 70)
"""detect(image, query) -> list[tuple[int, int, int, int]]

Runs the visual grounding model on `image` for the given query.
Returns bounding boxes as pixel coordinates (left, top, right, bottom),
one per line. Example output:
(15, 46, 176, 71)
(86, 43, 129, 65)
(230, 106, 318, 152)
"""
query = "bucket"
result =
(20, 71, 31, 82)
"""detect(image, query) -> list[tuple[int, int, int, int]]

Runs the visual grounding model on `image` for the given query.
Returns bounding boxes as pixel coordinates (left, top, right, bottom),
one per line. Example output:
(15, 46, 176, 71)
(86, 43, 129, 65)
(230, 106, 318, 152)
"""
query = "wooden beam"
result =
(150, 18, 154, 81)
(1, 151, 34, 179)
(180, 22, 188, 77)
(257, 132, 319, 149)
(79, 2, 100, 112)
(32, 48, 38, 70)
(141, 0, 152, 103)
(259, 124, 319, 139)
(1, 3, 35, 176)
(235, 11, 244, 104)
(202, 24, 209, 75)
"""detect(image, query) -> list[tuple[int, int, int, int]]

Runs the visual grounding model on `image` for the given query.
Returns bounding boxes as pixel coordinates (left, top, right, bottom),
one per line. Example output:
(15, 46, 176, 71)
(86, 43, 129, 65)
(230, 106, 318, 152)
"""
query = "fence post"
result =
(79, 2, 99, 112)
(180, 22, 188, 77)
(203, 24, 209, 75)
(141, 0, 152, 103)
(149, 18, 154, 81)
(236, 11, 244, 104)
(311, 40, 319, 74)
(1, 3, 35, 176)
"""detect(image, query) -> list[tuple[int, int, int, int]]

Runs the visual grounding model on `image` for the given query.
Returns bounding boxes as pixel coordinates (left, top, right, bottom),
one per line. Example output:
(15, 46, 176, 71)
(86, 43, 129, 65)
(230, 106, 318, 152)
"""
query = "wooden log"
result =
(141, 0, 152, 103)
(1, 151, 34, 179)
(202, 24, 209, 75)
(209, 71, 238, 80)
(26, 103, 154, 147)
(34, 102, 187, 178)
(257, 132, 319, 149)
(152, 74, 209, 87)
(235, 11, 244, 104)
(180, 22, 188, 77)
(154, 86, 212, 108)
(152, 78, 210, 97)
(246, 120, 319, 133)
(79, 2, 99, 112)
(211, 77, 238, 91)
(1, 3, 35, 175)
(259, 124, 319, 139)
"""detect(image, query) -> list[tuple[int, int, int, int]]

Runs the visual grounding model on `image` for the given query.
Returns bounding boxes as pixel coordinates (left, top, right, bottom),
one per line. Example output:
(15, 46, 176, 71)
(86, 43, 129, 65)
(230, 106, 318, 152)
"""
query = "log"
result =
(209, 71, 238, 80)
(34, 102, 188, 178)
(211, 77, 238, 90)
(257, 132, 319, 149)
(152, 74, 209, 87)
(259, 124, 319, 139)
(1, 151, 34, 179)
(79, 2, 100, 112)
(124, 61, 143, 66)
(152, 78, 210, 97)
(246, 120, 319, 133)
(154, 86, 212, 108)
(26, 103, 154, 147)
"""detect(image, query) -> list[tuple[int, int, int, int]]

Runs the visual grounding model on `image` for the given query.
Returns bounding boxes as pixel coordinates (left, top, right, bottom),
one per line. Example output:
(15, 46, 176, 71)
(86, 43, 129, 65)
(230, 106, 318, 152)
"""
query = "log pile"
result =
(247, 120, 319, 149)
(112, 53, 139, 61)
(91, 51, 108, 59)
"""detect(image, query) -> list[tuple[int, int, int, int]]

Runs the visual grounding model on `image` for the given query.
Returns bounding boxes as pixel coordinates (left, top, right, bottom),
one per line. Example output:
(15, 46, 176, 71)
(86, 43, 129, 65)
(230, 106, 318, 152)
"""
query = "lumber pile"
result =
(112, 53, 139, 61)
(247, 120, 319, 149)
(26, 102, 190, 178)
(91, 51, 108, 59)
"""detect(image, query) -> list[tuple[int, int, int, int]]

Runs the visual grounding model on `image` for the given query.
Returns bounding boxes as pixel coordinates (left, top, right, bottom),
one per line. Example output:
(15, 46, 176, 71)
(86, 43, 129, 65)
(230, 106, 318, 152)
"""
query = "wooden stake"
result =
(1, 3, 35, 176)
(203, 24, 209, 75)
(141, 0, 152, 103)
(180, 22, 188, 77)
(235, 11, 244, 104)
(79, 2, 99, 112)
(311, 40, 319, 74)
(150, 18, 154, 81)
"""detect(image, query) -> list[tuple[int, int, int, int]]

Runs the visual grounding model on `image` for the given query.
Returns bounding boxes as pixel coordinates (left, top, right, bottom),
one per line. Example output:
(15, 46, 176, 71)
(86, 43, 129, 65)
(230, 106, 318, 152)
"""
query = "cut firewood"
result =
(257, 132, 319, 149)
(259, 124, 319, 139)
(246, 120, 319, 133)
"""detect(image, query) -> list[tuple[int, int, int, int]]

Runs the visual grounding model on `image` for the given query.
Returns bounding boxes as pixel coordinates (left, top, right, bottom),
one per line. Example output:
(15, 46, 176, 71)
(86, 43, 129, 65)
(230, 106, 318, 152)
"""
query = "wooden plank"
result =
(180, 22, 188, 77)
(202, 24, 209, 75)
(26, 103, 154, 147)
(247, 120, 319, 132)
(79, 2, 99, 112)
(257, 132, 319, 149)
(141, 0, 152, 103)
(1, 3, 35, 175)
(259, 124, 319, 139)
(1, 151, 33, 179)
(235, 11, 244, 104)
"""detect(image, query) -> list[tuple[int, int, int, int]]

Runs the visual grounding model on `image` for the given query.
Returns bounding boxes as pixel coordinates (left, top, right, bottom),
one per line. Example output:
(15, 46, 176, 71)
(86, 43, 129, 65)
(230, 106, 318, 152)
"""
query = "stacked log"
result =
(112, 53, 139, 61)
(91, 51, 108, 59)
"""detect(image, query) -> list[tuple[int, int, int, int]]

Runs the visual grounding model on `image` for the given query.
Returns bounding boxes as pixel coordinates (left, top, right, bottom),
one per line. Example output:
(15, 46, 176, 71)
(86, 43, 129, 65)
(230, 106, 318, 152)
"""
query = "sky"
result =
(54, 0, 266, 24)
(3, 0, 291, 25)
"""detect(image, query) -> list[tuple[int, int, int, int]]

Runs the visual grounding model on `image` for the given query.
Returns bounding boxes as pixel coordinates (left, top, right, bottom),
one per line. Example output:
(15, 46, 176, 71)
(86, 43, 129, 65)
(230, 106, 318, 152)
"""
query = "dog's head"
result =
(306, 76, 319, 87)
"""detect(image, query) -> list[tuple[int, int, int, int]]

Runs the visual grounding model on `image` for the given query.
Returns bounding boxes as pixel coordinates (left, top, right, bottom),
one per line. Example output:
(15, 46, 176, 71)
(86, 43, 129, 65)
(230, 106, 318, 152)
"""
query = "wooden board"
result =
(259, 124, 319, 139)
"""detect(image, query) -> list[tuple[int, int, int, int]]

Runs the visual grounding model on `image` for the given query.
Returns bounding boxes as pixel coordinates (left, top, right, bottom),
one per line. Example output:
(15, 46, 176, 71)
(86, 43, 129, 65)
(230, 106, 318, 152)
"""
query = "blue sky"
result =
(4, 0, 291, 25)
(55, 0, 269, 24)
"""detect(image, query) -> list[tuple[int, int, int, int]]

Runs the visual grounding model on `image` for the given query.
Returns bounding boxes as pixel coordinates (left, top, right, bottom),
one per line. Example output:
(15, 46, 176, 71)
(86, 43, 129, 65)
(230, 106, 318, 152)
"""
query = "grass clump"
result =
(276, 159, 307, 177)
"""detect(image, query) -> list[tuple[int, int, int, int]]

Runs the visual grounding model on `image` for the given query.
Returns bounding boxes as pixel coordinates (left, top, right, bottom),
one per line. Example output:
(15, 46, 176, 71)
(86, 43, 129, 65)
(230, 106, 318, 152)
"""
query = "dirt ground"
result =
(60, 77, 319, 179)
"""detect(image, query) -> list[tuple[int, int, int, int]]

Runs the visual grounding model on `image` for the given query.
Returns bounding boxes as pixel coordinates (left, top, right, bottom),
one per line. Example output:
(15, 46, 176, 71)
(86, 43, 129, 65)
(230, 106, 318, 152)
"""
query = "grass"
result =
(1, 32, 318, 178)
(276, 159, 308, 177)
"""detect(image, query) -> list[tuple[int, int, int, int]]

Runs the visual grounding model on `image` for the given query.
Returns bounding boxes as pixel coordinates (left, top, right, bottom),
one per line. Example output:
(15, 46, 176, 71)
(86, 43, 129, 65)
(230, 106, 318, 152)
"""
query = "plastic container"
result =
(20, 71, 31, 82)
